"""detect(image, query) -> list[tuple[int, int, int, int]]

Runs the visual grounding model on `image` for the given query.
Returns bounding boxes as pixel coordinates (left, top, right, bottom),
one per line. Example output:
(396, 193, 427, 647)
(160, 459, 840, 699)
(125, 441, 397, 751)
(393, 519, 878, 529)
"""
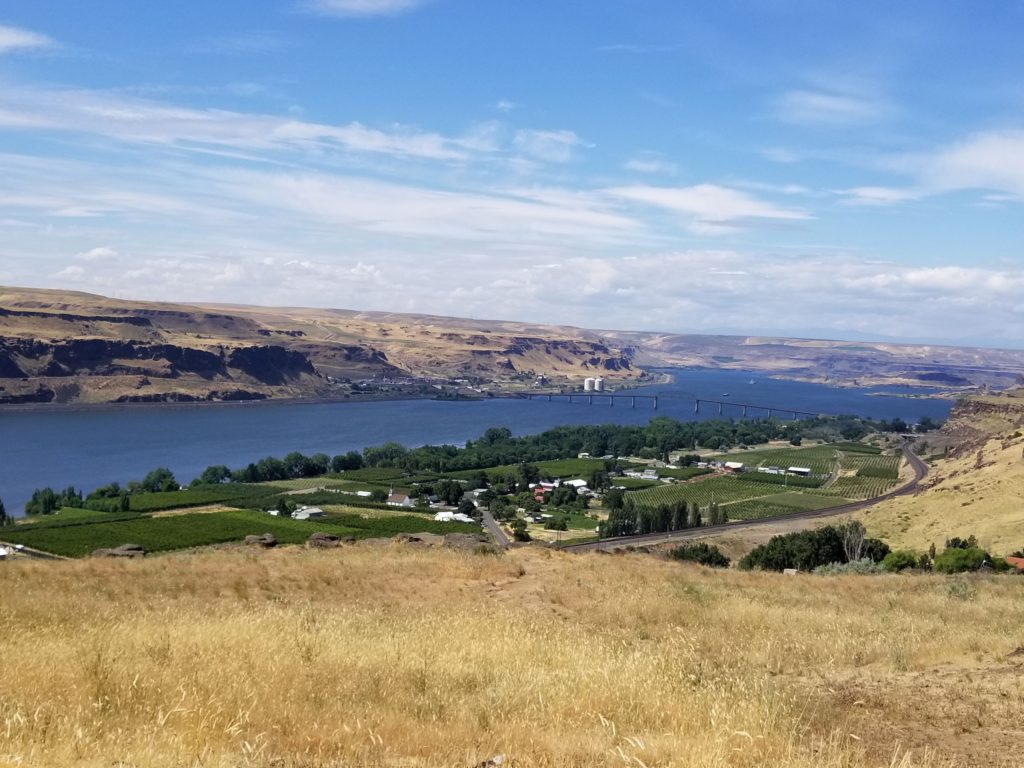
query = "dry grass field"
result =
(1, 544, 1022, 768)
(859, 393, 1024, 555)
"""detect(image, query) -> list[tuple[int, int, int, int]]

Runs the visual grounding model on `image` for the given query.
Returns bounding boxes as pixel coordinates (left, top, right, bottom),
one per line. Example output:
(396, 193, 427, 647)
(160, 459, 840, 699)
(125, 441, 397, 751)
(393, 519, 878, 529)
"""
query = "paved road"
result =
(482, 509, 511, 548)
(562, 441, 927, 553)
(0, 541, 68, 561)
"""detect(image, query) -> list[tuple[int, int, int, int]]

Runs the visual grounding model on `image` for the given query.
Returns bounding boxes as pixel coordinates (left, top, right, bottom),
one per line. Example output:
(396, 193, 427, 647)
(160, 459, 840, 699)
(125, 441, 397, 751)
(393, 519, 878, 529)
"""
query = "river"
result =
(0, 368, 952, 516)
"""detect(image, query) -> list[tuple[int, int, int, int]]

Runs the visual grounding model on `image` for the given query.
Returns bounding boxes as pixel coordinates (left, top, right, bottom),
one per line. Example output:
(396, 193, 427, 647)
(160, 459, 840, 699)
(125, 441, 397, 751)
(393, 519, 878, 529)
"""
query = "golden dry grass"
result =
(860, 432, 1024, 554)
(1, 545, 1022, 767)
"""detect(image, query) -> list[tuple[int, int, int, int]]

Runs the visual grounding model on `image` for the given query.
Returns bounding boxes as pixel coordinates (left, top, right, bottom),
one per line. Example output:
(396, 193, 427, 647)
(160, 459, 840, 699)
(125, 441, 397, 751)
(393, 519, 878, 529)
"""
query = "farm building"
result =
(387, 494, 414, 507)
(787, 466, 812, 477)
(724, 461, 745, 472)
(292, 506, 325, 520)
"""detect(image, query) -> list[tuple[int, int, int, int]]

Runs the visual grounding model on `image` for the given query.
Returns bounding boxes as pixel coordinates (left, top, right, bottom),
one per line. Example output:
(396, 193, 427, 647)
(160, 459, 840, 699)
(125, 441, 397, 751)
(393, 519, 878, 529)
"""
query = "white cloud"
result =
(917, 130, 1024, 198)
(513, 129, 586, 163)
(607, 183, 810, 234)
(76, 246, 119, 261)
(624, 152, 678, 175)
(0, 24, 53, 54)
(54, 265, 85, 280)
(776, 88, 886, 125)
(837, 186, 919, 206)
(0, 85, 481, 161)
(305, 0, 428, 17)
(215, 169, 644, 245)
(495, 99, 517, 113)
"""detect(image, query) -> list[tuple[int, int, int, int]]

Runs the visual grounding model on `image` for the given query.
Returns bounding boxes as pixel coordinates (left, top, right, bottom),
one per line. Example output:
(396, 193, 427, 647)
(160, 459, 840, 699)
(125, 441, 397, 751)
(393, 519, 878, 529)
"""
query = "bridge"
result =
(517, 391, 825, 419)
(692, 397, 821, 420)
(519, 392, 659, 409)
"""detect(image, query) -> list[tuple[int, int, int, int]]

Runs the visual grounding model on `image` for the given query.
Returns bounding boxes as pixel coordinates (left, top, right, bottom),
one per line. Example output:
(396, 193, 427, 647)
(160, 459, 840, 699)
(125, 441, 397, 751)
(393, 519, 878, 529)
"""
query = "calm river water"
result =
(0, 369, 952, 516)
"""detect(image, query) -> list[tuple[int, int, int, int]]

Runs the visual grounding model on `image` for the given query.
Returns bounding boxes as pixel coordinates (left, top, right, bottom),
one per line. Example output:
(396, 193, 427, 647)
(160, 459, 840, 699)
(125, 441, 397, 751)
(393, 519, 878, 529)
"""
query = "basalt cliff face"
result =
(3, 285, 1024, 406)
(0, 287, 641, 405)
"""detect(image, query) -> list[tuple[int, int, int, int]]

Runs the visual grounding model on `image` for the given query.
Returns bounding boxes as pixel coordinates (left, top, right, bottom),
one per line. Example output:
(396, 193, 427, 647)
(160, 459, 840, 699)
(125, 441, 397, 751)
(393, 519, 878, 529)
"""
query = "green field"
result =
(816, 476, 899, 500)
(628, 477, 783, 509)
(611, 477, 662, 490)
(656, 467, 714, 480)
(711, 445, 839, 475)
(126, 484, 272, 512)
(12, 507, 139, 529)
(623, 442, 895, 518)
(1, 508, 479, 558)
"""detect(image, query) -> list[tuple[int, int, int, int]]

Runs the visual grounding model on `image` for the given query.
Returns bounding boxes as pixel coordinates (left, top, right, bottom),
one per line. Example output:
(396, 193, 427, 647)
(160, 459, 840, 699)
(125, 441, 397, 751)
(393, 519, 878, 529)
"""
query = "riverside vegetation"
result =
(1, 544, 1022, 767)
(2, 415, 930, 556)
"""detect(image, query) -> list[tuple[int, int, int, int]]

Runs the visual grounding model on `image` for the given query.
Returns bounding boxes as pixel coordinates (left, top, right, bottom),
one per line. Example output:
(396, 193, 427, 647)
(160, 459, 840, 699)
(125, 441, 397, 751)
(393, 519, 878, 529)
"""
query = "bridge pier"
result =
(630, 396, 636, 408)
(694, 399, 700, 413)
(742, 405, 747, 417)
(653, 396, 657, 410)
(718, 402, 723, 415)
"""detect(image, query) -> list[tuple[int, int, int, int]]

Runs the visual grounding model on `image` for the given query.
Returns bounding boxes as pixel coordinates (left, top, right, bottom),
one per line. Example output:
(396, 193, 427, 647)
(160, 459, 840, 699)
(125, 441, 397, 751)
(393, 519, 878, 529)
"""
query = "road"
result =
(0, 542, 68, 561)
(561, 441, 928, 553)
(482, 509, 511, 548)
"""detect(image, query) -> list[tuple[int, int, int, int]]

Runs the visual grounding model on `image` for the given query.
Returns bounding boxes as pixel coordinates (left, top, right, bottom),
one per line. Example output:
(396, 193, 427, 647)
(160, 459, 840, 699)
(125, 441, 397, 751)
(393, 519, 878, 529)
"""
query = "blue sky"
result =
(1, 1, 1023, 346)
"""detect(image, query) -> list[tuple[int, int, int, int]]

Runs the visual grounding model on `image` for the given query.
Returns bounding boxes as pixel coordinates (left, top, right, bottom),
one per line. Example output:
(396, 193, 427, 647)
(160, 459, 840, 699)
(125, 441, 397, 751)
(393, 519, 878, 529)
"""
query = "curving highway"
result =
(560, 440, 927, 553)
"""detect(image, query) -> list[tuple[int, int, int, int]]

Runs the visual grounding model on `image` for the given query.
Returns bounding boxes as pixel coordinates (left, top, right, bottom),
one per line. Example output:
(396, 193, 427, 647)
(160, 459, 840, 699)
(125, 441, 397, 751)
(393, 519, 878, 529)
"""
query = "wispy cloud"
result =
(0, 85, 481, 161)
(623, 151, 678, 175)
(916, 130, 1024, 199)
(0, 23, 54, 54)
(495, 99, 517, 113)
(775, 88, 887, 125)
(607, 183, 810, 234)
(304, 0, 429, 17)
(513, 129, 586, 163)
(836, 186, 919, 206)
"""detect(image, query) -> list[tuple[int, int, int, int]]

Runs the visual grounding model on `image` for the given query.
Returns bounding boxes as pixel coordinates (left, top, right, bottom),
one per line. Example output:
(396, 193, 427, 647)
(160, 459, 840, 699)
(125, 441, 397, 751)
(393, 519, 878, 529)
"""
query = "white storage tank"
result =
(583, 377, 595, 392)
(594, 377, 605, 392)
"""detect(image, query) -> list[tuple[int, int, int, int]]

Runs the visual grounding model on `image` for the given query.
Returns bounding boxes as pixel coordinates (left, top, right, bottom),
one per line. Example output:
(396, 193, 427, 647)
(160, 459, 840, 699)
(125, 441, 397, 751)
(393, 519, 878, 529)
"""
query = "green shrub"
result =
(881, 550, 919, 572)
(739, 524, 889, 572)
(668, 542, 730, 568)
(933, 547, 989, 573)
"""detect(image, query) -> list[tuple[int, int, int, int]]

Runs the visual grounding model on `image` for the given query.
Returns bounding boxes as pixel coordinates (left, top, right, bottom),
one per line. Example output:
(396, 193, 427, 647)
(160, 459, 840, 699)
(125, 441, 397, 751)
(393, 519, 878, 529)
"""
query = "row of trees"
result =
(599, 498, 716, 538)
(24, 486, 84, 516)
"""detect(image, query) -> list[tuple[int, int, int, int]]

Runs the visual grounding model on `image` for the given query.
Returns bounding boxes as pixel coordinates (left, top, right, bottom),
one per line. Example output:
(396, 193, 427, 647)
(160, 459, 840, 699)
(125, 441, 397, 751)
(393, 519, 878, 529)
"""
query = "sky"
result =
(1, 1, 1023, 347)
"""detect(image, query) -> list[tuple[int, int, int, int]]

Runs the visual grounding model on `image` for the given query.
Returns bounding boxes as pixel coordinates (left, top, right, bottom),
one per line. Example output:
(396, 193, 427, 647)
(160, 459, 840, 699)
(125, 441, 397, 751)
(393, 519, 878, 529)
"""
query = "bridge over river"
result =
(516, 390, 825, 419)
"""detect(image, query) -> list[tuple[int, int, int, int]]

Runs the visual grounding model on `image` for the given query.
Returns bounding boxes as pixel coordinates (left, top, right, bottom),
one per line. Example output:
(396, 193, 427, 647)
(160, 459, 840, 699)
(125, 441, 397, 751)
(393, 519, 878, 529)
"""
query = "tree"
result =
(457, 497, 479, 519)
(515, 462, 540, 491)
(276, 498, 296, 517)
(141, 467, 179, 493)
(196, 465, 231, 485)
(435, 479, 465, 506)
(331, 451, 364, 472)
(841, 520, 867, 562)
(604, 487, 625, 512)
(25, 488, 58, 516)
(510, 519, 531, 542)
(0, 497, 9, 527)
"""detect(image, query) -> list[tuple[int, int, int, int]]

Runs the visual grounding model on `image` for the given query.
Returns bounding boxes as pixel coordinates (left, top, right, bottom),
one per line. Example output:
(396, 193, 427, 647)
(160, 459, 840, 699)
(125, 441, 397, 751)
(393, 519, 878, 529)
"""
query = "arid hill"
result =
(3, 285, 1024, 405)
(860, 389, 1024, 553)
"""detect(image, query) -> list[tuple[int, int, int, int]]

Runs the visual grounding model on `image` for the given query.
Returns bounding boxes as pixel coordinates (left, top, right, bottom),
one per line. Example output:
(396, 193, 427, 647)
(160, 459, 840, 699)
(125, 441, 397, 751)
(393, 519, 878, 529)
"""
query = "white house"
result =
(724, 461, 745, 472)
(387, 493, 414, 507)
